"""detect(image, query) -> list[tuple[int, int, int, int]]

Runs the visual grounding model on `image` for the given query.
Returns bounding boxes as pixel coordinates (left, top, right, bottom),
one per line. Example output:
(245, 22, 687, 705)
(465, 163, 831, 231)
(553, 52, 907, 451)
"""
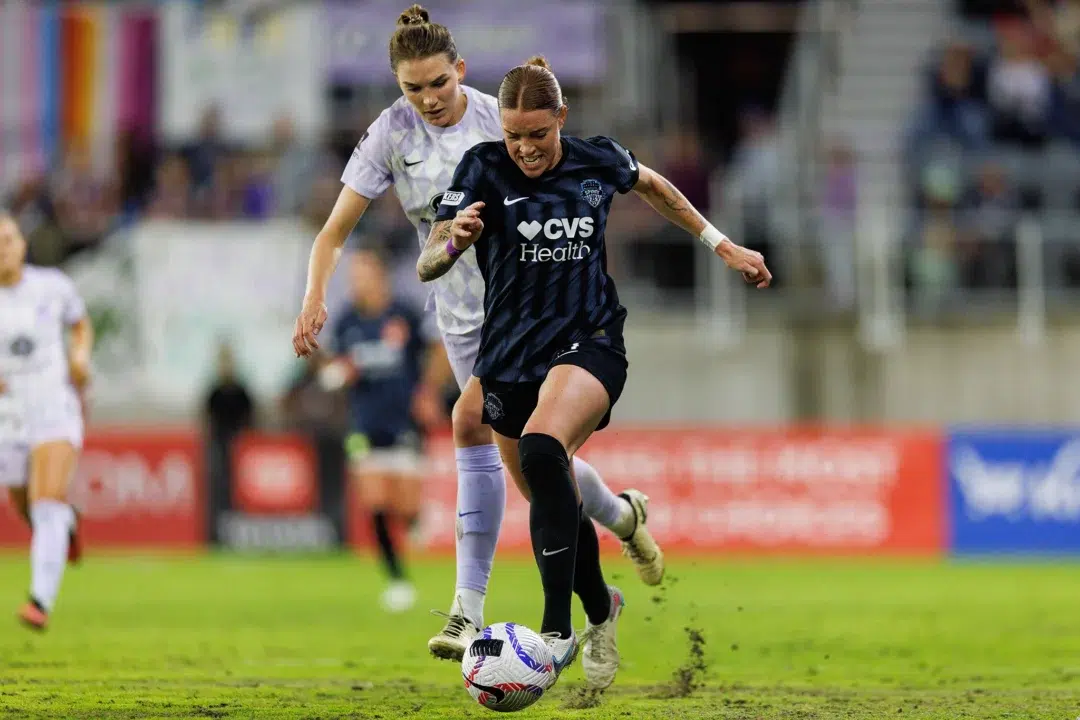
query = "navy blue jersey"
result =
(330, 299, 430, 439)
(434, 136, 637, 383)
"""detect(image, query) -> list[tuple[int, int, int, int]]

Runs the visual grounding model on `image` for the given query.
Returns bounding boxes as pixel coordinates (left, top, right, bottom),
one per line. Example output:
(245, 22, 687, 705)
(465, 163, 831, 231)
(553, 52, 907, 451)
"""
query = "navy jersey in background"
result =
(330, 299, 434, 446)
(434, 136, 638, 384)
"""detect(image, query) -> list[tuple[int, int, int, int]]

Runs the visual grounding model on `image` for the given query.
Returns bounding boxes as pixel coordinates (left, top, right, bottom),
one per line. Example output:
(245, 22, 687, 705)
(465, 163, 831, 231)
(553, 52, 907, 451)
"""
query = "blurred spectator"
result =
(728, 107, 780, 263)
(987, 21, 1052, 147)
(960, 162, 1020, 288)
(145, 153, 192, 219)
(195, 153, 243, 219)
(1025, 0, 1080, 57)
(271, 115, 318, 217)
(818, 141, 858, 309)
(204, 342, 256, 449)
(663, 129, 712, 217)
(1048, 46, 1080, 144)
(242, 151, 276, 220)
(909, 165, 962, 305)
(51, 144, 120, 257)
(183, 105, 229, 192)
(909, 41, 989, 152)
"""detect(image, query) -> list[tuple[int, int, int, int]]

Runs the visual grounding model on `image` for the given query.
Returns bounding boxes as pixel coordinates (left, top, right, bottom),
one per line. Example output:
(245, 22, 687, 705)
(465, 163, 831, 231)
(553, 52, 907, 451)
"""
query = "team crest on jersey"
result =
(9, 336, 34, 357)
(381, 317, 410, 349)
(581, 179, 604, 208)
(429, 193, 445, 214)
(483, 392, 503, 420)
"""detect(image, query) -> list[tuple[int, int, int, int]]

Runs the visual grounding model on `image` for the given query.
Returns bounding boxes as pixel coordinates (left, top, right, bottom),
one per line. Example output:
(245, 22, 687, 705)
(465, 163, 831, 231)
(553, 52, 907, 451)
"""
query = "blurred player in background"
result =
(0, 212, 93, 631)
(418, 56, 770, 687)
(292, 4, 664, 661)
(324, 248, 446, 613)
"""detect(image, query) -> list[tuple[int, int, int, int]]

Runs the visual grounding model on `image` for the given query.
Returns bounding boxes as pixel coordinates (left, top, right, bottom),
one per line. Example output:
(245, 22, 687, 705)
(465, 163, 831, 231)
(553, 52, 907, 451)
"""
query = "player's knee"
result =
(517, 433, 570, 497)
(451, 393, 491, 447)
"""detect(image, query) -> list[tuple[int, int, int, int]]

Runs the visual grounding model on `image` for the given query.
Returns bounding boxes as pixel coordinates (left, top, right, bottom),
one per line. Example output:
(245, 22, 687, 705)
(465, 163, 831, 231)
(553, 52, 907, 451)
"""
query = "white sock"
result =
(29, 500, 74, 612)
(573, 457, 636, 539)
(450, 588, 486, 629)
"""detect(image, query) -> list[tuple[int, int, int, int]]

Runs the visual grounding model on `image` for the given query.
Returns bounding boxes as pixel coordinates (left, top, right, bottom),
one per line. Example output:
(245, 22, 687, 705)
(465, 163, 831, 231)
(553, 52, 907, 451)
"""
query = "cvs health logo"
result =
(947, 430, 1080, 553)
(518, 217, 595, 262)
(517, 217, 594, 241)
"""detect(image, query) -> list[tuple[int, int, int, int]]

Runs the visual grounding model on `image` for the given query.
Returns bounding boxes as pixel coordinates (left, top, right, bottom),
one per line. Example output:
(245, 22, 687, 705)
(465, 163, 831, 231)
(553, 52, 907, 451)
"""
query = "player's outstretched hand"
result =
(294, 300, 328, 357)
(450, 202, 485, 249)
(716, 242, 772, 289)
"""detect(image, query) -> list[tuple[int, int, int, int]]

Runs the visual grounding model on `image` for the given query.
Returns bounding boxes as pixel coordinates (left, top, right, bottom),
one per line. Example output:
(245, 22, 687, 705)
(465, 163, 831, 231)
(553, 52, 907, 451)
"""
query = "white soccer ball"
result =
(461, 622, 556, 712)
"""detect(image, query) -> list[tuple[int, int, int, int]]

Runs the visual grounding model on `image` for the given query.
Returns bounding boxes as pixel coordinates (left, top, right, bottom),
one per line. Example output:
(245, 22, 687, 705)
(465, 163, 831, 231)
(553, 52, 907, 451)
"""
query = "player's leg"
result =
(512, 364, 617, 679)
(20, 440, 78, 631)
(512, 448, 663, 587)
(429, 330, 505, 661)
(353, 454, 412, 612)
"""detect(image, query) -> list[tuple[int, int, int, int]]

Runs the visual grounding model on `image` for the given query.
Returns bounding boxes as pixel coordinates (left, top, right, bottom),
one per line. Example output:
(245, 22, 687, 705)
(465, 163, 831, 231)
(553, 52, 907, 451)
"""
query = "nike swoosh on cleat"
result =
(504, 196, 529, 205)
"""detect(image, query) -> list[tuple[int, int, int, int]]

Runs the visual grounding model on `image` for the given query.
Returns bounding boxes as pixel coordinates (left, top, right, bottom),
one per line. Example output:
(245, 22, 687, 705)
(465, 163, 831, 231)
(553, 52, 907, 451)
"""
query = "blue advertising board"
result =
(947, 429, 1080, 554)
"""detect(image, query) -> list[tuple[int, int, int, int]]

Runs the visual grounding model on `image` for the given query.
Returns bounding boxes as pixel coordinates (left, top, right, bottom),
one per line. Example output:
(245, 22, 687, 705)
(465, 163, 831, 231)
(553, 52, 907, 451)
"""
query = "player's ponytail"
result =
(397, 4, 429, 25)
(525, 55, 553, 72)
(389, 4, 458, 73)
(499, 55, 566, 114)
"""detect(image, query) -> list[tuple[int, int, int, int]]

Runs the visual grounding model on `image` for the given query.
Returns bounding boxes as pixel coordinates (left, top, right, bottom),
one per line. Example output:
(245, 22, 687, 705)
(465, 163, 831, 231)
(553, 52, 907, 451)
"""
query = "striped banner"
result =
(0, 2, 155, 196)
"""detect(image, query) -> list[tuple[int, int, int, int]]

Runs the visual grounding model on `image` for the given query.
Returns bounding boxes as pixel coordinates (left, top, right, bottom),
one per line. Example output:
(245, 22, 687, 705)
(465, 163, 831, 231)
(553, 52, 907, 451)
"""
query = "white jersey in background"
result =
(341, 85, 502, 339)
(0, 265, 86, 457)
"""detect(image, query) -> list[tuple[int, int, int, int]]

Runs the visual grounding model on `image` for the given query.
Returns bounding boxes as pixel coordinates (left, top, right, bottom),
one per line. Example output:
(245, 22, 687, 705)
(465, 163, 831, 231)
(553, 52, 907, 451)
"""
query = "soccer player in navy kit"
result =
(417, 57, 771, 689)
(327, 249, 442, 613)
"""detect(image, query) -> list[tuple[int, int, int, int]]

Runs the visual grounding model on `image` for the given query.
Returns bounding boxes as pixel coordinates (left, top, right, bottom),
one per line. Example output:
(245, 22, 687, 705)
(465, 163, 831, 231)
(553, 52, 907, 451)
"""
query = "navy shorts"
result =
(480, 338, 628, 440)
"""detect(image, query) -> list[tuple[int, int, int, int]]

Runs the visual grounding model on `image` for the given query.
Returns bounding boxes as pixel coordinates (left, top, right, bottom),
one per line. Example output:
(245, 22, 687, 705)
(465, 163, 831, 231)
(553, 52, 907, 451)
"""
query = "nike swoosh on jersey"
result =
(503, 196, 529, 205)
(403, 159, 422, 167)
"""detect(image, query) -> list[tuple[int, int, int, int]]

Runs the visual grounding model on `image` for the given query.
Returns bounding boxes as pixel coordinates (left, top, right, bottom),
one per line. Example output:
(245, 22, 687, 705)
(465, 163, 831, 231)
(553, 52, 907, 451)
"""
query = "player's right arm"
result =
(417, 147, 489, 283)
(295, 112, 396, 357)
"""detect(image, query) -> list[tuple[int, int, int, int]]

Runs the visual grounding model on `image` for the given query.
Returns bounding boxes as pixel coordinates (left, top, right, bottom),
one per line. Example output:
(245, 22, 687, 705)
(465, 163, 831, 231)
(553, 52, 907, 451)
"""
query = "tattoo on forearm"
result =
(417, 220, 457, 282)
(656, 176, 690, 214)
(648, 175, 706, 235)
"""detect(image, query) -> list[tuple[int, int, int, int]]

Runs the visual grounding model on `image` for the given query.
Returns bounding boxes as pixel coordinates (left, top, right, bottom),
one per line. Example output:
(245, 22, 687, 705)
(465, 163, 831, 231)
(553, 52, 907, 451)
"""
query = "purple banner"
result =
(323, 1, 607, 84)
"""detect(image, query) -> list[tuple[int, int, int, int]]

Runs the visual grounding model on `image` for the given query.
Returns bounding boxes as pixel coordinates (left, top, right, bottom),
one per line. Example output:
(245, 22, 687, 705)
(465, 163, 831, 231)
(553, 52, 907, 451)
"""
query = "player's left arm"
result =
(60, 275, 93, 389)
(632, 164, 772, 288)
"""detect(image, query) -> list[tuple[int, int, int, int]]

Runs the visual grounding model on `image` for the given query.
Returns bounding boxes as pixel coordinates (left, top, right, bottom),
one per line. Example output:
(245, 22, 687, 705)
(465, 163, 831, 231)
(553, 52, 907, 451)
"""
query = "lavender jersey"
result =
(341, 85, 501, 337)
(0, 265, 86, 450)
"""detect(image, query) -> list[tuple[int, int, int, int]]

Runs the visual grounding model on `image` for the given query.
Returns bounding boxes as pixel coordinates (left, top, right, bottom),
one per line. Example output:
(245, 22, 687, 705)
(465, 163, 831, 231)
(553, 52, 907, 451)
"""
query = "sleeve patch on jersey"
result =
(441, 191, 465, 206)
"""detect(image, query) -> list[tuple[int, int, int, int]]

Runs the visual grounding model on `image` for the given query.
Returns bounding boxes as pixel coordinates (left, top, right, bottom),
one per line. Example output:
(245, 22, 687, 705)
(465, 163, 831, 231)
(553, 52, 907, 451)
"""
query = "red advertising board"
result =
(413, 427, 945, 556)
(0, 431, 205, 549)
(231, 432, 317, 515)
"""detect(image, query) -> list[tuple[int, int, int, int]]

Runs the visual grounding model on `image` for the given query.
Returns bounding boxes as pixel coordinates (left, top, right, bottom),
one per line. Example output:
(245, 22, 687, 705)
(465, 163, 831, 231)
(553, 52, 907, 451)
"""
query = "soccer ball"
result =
(461, 622, 556, 712)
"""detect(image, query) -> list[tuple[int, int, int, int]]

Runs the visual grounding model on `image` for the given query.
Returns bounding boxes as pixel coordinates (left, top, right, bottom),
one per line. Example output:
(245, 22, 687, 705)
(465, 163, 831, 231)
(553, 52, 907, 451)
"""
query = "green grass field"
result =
(0, 553, 1078, 719)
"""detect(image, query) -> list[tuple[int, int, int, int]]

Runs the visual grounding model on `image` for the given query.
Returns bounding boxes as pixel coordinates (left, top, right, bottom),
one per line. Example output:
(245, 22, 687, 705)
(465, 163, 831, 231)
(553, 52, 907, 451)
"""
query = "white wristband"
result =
(698, 223, 729, 251)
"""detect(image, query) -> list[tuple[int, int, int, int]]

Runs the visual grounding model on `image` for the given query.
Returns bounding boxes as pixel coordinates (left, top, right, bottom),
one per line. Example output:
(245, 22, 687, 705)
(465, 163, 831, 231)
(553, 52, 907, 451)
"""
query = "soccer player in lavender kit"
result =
(0, 213, 93, 631)
(292, 4, 663, 661)
(417, 56, 770, 688)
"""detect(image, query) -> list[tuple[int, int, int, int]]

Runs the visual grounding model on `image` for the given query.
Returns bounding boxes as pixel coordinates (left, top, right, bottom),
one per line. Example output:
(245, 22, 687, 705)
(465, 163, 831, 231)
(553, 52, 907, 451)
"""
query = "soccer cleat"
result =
(68, 508, 82, 565)
(619, 490, 665, 586)
(581, 586, 625, 690)
(380, 580, 416, 614)
(17, 599, 47, 632)
(428, 612, 479, 662)
(542, 632, 580, 680)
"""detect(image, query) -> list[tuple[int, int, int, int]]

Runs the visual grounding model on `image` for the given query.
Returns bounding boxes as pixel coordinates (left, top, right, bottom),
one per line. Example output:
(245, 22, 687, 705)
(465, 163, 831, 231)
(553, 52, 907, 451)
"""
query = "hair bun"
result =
(397, 4, 430, 26)
(525, 55, 552, 72)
